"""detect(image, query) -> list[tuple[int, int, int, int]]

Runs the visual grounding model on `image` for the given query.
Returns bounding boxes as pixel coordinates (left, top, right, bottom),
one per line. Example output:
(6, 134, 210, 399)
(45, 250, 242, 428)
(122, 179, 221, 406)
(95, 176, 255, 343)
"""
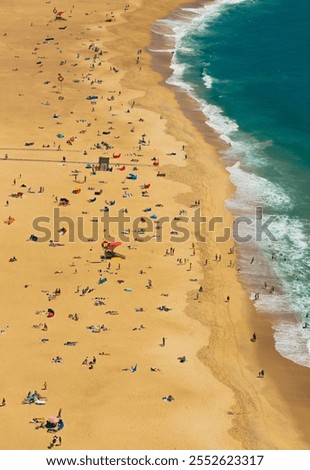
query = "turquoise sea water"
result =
(152, 0, 310, 367)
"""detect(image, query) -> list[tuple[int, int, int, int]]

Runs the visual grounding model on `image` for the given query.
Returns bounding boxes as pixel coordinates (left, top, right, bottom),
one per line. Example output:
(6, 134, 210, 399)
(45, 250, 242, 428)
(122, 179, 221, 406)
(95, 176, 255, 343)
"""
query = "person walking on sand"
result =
(57, 408, 62, 418)
(1, 398, 6, 407)
(226, 295, 230, 302)
(48, 436, 58, 449)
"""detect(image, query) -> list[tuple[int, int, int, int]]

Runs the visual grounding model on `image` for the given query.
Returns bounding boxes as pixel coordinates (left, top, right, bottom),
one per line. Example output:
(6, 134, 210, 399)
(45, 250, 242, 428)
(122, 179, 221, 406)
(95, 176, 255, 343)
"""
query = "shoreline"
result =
(146, 0, 310, 448)
(153, 0, 310, 367)
(0, 0, 309, 450)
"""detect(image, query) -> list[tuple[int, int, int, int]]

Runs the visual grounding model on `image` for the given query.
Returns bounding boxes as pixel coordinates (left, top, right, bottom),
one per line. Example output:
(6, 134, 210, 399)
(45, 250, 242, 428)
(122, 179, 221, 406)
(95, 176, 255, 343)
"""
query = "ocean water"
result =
(151, 0, 310, 367)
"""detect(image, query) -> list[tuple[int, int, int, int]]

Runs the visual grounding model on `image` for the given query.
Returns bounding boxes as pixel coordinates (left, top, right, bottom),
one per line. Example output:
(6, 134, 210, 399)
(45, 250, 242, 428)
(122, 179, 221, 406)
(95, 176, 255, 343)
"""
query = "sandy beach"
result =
(0, 0, 309, 451)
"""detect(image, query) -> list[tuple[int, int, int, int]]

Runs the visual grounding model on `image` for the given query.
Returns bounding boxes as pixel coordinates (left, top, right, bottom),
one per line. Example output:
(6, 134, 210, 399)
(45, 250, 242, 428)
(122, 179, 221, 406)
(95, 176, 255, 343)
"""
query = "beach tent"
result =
(102, 240, 122, 251)
(119, 165, 126, 171)
(127, 173, 137, 180)
(29, 234, 38, 242)
(113, 153, 121, 158)
(98, 278, 107, 285)
(57, 133, 65, 139)
(47, 308, 55, 318)
(59, 198, 70, 206)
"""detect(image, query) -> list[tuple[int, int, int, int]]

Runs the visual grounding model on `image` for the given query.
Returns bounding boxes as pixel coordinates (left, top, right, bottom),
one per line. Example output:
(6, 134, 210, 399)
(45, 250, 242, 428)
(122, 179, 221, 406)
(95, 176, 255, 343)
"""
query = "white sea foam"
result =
(166, 62, 194, 93)
(200, 100, 239, 140)
(273, 321, 310, 368)
(202, 71, 213, 89)
(227, 161, 292, 210)
(148, 48, 175, 54)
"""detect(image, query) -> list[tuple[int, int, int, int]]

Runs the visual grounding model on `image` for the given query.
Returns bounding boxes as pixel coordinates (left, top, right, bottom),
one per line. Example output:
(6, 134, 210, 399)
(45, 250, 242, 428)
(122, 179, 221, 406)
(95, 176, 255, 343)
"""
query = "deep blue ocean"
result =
(152, 0, 310, 367)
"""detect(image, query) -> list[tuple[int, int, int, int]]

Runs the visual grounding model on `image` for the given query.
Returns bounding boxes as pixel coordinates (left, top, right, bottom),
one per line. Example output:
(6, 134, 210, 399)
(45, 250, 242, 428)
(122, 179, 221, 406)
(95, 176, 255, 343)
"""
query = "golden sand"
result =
(0, 0, 309, 450)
